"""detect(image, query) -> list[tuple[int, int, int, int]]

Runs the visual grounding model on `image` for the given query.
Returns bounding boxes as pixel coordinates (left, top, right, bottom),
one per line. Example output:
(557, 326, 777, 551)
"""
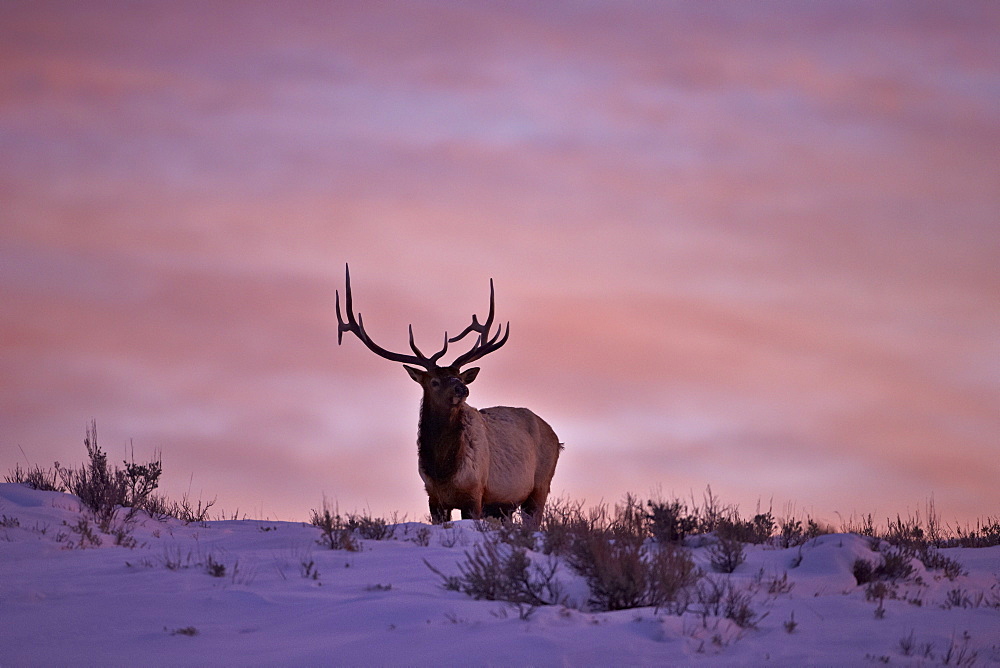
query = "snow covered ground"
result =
(1, 483, 998, 666)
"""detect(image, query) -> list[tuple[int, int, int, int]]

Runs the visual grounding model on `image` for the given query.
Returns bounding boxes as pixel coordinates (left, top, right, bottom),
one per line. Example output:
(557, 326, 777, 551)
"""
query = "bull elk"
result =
(336, 265, 562, 524)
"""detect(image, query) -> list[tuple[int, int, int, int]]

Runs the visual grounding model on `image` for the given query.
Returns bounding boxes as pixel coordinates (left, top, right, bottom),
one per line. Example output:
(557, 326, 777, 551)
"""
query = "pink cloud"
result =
(2, 2, 997, 526)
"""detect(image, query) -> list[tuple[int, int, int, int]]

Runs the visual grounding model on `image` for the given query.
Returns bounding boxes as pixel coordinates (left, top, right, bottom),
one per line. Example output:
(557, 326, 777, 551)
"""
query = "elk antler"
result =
(336, 265, 449, 370)
(336, 265, 510, 370)
(448, 278, 510, 369)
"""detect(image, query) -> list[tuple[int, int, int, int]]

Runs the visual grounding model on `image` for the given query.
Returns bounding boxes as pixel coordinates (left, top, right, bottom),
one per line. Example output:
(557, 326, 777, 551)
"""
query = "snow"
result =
(1, 483, 998, 666)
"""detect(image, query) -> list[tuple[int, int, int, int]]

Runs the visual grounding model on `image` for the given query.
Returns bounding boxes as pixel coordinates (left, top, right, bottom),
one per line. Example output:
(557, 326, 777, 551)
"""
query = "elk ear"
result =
(460, 367, 480, 384)
(404, 366, 426, 383)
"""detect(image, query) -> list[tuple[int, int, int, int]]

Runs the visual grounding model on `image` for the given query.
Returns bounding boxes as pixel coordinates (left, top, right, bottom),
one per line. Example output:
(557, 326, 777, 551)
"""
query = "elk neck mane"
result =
(416, 399, 466, 483)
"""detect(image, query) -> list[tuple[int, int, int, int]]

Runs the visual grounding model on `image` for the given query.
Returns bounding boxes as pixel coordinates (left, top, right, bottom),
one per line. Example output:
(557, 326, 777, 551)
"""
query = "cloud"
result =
(1, 2, 997, 525)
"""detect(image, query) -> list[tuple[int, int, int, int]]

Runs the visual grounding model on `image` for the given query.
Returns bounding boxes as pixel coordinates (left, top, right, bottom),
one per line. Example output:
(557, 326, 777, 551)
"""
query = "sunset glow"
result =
(2, 2, 997, 526)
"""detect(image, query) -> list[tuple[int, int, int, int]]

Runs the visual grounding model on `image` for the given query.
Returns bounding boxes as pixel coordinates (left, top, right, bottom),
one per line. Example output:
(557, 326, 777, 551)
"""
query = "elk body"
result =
(336, 266, 561, 524)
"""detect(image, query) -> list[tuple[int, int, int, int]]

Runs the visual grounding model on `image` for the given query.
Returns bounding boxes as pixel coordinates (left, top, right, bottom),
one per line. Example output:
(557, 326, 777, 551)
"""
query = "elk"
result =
(336, 265, 561, 524)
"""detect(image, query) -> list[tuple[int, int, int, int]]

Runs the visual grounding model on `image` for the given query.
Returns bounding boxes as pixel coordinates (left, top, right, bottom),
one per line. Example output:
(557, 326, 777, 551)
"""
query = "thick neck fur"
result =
(417, 399, 466, 483)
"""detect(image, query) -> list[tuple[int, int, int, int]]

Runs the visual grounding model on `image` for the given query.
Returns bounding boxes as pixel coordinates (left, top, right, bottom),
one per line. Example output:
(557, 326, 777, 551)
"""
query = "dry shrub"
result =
(143, 493, 217, 524)
(434, 495, 701, 614)
(566, 527, 649, 611)
(55, 421, 162, 530)
(536, 494, 704, 612)
(5, 463, 65, 492)
(539, 496, 596, 556)
(948, 518, 1000, 548)
(853, 546, 916, 585)
(691, 576, 763, 629)
(708, 537, 746, 573)
(647, 543, 703, 609)
(715, 512, 775, 545)
(565, 513, 700, 612)
(346, 511, 396, 541)
(645, 498, 698, 543)
(5, 421, 223, 527)
(918, 547, 966, 580)
(310, 503, 360, 551)
(309, 506, 397, 546)
(426, 538, 564, 608)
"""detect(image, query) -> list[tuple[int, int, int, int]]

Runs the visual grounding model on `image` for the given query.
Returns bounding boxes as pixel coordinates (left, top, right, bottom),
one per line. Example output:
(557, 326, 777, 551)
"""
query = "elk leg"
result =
(459, 497, 484, 520)
(429, 499, 451, 524)
(483, 503, 516, 520)
(520, 491, 547, 527)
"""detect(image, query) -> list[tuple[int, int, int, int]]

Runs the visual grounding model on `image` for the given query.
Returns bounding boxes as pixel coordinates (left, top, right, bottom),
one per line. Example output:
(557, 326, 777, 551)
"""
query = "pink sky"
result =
(2, 1, 998, 526)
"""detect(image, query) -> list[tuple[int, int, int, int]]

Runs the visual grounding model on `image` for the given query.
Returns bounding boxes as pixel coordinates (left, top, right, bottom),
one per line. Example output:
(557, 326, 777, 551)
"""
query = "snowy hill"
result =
(1, 483, 998, 665)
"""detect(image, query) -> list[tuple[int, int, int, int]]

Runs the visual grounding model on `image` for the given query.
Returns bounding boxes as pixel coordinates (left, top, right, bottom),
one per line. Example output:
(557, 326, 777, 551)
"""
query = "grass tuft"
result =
(309, 502, 360, 551)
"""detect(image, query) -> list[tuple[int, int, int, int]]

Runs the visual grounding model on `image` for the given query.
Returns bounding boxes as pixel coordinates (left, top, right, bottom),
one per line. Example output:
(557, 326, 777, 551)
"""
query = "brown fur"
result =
(408, 366, 562, 523)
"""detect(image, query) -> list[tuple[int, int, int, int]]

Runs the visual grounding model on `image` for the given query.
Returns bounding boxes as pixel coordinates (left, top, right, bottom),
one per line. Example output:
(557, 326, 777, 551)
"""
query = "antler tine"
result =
(409, 326, 450, 366)
(451, 322, 510, 369)
(335, 264, 356, 345)
(449, 279, 495, 344)
(336, 264, 438, 370)
(449, 278, 511, 369)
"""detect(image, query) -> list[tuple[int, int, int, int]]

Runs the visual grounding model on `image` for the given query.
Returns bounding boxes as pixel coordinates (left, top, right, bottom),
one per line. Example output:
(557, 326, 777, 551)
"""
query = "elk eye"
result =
(430, 379, 440, 388)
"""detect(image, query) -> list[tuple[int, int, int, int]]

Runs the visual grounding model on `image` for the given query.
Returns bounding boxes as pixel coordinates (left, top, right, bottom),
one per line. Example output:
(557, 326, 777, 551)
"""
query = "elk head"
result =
(404, 366, 479, 410)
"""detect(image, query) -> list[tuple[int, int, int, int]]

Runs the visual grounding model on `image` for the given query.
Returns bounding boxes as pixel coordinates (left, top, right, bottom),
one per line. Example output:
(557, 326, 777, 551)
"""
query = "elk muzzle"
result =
(448, 379, 469, 404)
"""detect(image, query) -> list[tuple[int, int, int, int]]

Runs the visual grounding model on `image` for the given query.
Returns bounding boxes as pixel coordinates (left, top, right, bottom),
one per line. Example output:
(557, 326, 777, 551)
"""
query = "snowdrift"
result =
(1, 483, 998, 665)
